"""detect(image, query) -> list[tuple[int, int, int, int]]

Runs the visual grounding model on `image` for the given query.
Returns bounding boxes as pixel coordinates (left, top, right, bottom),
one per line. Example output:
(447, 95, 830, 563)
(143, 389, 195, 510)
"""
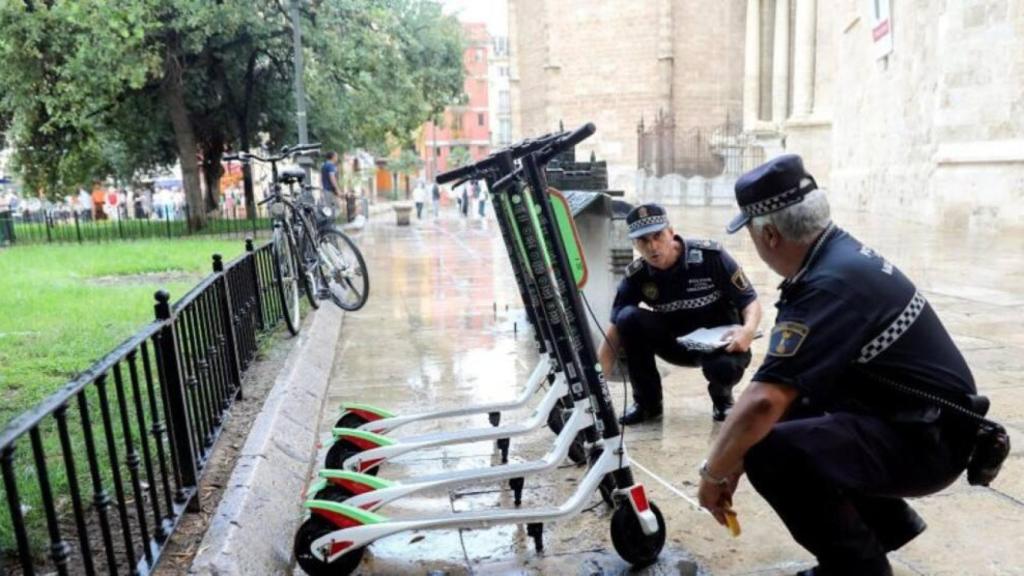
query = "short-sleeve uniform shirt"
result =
(611, 236, 758, 335)
(321, 161, 338, 193)
(754, 224, 976, 419)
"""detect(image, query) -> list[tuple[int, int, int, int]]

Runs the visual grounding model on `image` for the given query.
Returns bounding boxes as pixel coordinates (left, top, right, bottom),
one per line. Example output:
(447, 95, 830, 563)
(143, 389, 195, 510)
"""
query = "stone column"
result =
(772, 0, 791, 124)
(743, 0, 761, 130)
(791, 0, 817, 117)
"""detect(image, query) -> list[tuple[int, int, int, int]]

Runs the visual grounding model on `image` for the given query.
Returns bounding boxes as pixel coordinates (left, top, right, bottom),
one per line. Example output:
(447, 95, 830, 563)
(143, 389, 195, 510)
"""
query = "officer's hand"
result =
(698, 474, 740, 526)
(723, 325, 753, 353)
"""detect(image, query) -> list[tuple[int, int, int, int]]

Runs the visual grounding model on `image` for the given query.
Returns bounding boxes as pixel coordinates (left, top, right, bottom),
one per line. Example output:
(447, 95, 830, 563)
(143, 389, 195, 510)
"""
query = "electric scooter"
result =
(324, 135, 591, 475)
(307, 137, 617, 511)
(293, 124, 667, 575)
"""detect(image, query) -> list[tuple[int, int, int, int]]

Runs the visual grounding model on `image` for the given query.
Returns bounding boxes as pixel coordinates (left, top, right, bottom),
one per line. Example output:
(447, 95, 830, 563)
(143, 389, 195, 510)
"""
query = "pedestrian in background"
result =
(412, 180, 426, 220)
(321, 151, 342, 218)
(431, 181, 441, 218)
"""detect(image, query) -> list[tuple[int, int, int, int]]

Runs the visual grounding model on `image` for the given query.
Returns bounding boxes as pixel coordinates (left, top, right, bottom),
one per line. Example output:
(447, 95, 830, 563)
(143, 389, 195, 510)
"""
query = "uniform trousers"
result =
(744, 407, 975, 575)
(615, 305, 751, 409)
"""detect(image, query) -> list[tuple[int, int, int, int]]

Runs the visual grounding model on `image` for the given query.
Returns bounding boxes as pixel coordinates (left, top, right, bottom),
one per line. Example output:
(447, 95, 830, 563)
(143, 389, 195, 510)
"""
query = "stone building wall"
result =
(829, 0, 1024, 229)
(509, 0, 746, 193)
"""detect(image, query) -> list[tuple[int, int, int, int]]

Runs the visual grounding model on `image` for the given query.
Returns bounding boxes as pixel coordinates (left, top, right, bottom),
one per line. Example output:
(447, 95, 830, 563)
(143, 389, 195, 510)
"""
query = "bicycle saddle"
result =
(278, 167, 306, 185)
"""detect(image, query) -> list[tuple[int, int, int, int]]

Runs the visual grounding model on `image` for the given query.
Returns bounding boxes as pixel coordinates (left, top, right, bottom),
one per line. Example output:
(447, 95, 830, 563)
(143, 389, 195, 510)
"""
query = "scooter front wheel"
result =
(610, 501, 666, 567)
(294, 515, 366, 576)
(324, 439, 377, 475)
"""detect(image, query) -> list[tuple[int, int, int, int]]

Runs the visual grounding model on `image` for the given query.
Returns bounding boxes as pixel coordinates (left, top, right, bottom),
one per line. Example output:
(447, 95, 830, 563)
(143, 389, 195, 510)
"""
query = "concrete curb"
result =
(189, 305, 344, 576)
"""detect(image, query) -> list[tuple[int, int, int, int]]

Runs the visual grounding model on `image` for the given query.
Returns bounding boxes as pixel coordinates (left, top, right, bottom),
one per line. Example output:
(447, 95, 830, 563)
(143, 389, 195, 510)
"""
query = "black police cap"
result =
(726, 154, 818, 234)
(626, 203, 670, 239)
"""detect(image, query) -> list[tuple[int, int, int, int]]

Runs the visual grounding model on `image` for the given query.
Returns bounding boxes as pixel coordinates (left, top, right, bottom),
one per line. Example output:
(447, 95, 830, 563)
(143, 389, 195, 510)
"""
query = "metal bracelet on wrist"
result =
(700, 459, 729, 486)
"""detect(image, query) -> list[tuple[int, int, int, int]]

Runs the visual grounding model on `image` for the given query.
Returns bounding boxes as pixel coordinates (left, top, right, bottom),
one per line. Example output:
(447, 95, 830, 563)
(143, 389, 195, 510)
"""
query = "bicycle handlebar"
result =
(222, 142, 322, 165)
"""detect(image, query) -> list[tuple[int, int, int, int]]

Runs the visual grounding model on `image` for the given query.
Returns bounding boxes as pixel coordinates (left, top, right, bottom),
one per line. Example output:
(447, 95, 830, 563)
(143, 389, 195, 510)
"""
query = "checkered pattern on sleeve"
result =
(857, 291, 927, 364)
(628, 214, 668, 234)
(653, 291, 721, 312)
(742, 182, 815, 217)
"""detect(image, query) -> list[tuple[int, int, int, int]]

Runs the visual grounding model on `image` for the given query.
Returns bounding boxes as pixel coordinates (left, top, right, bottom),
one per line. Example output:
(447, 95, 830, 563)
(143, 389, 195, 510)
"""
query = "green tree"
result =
(0, 0, 464, 227)
(389, 148, 424, 199)
(448, 146, 472, 169)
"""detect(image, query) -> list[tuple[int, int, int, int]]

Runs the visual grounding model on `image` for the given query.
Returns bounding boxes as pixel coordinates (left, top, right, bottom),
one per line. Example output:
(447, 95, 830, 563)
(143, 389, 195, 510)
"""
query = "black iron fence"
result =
(0, 204, 273, 247)
(637, 114, 766, 178)
(0, 237, 289, 575)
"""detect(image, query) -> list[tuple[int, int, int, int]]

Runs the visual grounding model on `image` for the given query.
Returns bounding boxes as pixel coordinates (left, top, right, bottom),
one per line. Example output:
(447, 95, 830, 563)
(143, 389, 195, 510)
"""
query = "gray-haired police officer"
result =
(697, 155, 980, 576)
(598, 203, 763, 425)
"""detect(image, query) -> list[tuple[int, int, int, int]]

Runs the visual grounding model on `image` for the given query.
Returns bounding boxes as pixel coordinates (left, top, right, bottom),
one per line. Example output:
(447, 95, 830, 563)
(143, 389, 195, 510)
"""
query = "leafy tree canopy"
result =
(0, 0, 465, 220)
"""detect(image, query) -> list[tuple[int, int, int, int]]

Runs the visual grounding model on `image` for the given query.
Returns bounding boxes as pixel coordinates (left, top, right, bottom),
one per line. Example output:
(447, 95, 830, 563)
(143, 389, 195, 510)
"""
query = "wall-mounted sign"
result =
(868, 0, 894, 59)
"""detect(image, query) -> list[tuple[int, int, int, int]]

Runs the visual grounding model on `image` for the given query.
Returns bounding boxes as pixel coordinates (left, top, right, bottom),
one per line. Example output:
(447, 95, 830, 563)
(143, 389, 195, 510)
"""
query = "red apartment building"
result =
(421, 22, 491, 180)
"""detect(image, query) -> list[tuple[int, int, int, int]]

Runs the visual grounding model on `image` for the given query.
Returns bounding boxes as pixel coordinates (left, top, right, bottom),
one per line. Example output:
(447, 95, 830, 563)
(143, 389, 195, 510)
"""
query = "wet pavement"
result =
(309, 204, 1024, 576)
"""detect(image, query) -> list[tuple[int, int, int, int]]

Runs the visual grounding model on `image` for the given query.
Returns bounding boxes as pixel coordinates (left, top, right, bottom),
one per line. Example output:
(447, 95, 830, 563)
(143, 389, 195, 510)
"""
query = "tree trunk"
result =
(162, 53, 205, 230)
(202, 133, 225, 213)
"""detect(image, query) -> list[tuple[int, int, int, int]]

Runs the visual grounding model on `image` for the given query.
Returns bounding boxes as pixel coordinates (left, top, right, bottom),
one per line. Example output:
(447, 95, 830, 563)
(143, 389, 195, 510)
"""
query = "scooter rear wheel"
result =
(334, 412, 369, 430)
(324, 439, 377, 475)
(598, 473, 615, 506)
(610, 501, 666, 567)
(314, 484, 355, 503)
(294, 515, 366, 576)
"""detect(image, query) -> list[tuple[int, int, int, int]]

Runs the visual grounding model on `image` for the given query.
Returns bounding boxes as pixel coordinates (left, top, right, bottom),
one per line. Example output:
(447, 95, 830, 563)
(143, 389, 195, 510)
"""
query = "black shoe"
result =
(619, 403, 662, 426)
(711, 395, 734, 422)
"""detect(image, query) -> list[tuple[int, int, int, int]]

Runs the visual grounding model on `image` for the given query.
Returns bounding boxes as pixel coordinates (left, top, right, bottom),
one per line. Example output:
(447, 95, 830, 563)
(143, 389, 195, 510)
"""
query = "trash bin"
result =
(394, 203, 413, 226)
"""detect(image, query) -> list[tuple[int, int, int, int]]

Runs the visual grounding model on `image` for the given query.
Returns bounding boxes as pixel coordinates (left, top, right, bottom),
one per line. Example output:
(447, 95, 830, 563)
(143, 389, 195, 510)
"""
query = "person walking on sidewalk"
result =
(321, 151, 342, 217)
(431, 181, 441, 218)
(412, 180, 426, 220)
(598, 203, 763, 425)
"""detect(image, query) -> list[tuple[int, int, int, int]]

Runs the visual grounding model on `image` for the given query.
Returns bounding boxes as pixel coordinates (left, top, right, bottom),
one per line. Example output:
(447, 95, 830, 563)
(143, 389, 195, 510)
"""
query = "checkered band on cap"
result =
(857, 291, 927, 364)
(628, 214, 668, 234)
(653, 291, 721, 312)
(741, 181, 816, 218)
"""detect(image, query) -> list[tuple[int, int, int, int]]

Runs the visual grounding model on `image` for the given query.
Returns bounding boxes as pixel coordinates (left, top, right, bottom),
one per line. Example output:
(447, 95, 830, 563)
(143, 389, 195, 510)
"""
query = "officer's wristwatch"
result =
(699, 460, 729, 487)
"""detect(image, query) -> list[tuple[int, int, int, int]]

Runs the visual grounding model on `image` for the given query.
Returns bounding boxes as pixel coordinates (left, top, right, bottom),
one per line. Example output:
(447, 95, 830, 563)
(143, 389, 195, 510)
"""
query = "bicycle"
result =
(225, 143, 321, 335)
(298, 193, 370, 312)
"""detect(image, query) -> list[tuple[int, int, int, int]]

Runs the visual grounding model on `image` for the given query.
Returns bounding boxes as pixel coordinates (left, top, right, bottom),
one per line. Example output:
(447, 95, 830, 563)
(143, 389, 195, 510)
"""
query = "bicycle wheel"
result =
(317, 227, 370, 311)
(292, 210, 321, 310)
(273, 225, 301, 335)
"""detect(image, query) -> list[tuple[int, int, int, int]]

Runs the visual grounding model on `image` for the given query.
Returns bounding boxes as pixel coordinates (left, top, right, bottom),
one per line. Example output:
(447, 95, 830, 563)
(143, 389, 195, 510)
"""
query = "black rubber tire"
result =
(598, 473, 616, 507)
(273, 225, 301, 335)
(294, 515, 365, 576)
(334, 412, 370, 430)
(313, 483, 355, 503)
(546, 405, 565, 434)
(294, 210, 321, 310)
(317, 227, 370, 311)
(567, 435, 587, 465)
(610, 501, 667, 568)
(324, 439, 377, 476)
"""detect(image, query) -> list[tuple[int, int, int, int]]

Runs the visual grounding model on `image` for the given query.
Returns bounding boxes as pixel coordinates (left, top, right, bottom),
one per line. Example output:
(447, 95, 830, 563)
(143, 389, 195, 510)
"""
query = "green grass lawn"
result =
(0, 239, 248, 428)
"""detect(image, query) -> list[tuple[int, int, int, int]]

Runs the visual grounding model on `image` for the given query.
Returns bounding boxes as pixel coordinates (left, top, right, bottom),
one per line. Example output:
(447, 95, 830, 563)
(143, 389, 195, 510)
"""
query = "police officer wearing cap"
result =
(697, 155, 981, 576)
(599, 203, 763, 425)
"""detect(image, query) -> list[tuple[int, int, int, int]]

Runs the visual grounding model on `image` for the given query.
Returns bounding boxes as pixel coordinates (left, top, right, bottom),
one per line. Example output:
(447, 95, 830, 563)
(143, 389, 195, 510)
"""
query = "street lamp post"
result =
(290, 0, 313, 180)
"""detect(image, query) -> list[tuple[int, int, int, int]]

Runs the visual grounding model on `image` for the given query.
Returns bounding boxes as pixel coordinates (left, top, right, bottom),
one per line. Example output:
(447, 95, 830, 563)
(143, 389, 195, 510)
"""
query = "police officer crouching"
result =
(598, 203, 763, 425)
(697, 155, 983, 576)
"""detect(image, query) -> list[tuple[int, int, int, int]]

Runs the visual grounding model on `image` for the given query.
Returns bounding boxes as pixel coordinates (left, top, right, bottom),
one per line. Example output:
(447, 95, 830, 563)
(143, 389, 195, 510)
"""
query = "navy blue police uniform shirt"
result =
(611, 236, 758, 334)
(754, 224, 976, 420)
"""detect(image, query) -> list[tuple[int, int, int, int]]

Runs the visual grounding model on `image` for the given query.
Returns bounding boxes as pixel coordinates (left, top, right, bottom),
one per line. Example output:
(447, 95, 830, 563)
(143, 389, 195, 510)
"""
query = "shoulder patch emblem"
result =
(768, 322, 809, 357)
(625, 258, 644, 278)
(694, 239, 721, 252)
(731, 268, 751, 291)
(642, 282, 659, 301)
(687, 249, 704, 264)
